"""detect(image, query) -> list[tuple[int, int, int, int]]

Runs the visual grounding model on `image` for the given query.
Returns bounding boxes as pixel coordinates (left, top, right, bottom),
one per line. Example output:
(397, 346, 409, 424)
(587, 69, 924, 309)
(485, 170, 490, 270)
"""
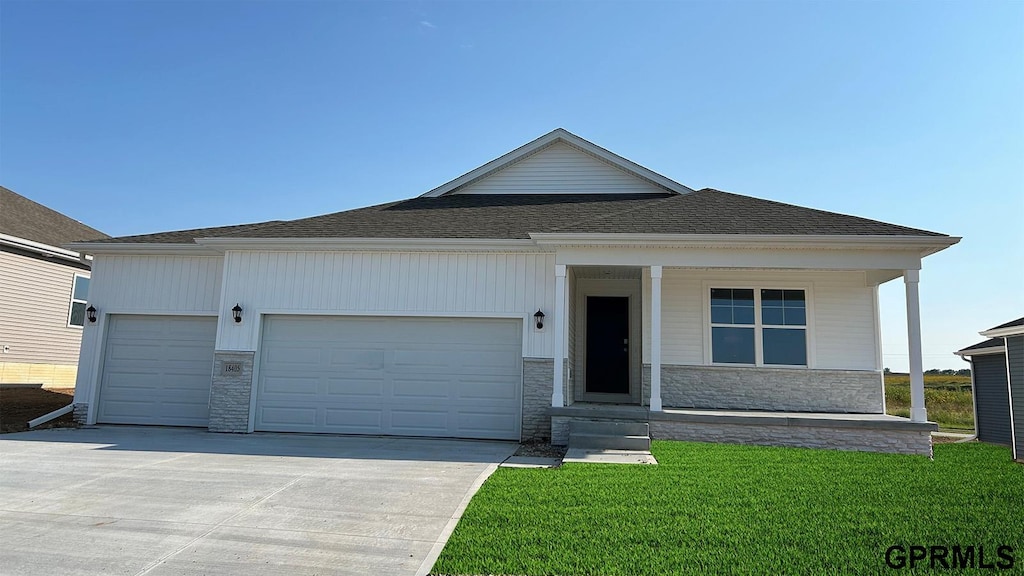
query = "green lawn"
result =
(433, 442, 1023, 575)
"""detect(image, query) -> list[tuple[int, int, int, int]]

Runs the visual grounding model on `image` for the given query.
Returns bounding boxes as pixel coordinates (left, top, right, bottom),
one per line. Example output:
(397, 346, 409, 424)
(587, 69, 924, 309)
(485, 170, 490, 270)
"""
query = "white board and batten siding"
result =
(642, 269, 879, 371)
(217, 251, 557, 356)
(454, 142, 665, 195)
(74, 255, 224, 404)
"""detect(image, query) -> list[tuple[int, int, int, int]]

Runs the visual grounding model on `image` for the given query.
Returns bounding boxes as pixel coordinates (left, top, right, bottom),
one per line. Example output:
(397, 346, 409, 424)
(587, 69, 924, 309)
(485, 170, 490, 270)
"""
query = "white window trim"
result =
(67, 273, 89, 329)
(701, 281, 816, 369)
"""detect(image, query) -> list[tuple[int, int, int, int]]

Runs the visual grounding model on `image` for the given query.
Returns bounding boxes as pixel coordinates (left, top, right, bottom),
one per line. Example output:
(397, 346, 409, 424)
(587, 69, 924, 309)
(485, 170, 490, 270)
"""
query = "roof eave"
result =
(2, 233, 86, 262)
(980, 326, 1024, 338)
(66, 242, 217, 256)
(954, 346, 1006, 357)
(194, 237, 542, 252)
(528, 233, 961, 252)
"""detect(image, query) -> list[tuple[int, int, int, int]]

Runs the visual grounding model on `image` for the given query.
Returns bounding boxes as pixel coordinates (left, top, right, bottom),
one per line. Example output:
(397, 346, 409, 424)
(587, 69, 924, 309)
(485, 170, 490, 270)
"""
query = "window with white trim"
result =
(67, 275, 90, 328)
(710, 288, 807, 367)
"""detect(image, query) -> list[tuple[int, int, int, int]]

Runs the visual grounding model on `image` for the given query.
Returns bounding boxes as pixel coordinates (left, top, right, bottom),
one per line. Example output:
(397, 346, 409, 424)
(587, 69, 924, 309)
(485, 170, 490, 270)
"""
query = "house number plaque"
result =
(221, 362, 243, 376)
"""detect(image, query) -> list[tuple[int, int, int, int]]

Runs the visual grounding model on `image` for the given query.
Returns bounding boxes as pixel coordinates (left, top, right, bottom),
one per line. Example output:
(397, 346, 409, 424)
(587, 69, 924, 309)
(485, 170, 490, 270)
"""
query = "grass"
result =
(885, 374, 974, 432)
(433, 442, 1023, 576)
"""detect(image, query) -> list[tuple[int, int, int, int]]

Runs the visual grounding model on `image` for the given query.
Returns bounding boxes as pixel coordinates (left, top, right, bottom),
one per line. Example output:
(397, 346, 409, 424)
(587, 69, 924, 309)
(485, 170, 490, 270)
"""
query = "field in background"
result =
(884, 374, 974, 432)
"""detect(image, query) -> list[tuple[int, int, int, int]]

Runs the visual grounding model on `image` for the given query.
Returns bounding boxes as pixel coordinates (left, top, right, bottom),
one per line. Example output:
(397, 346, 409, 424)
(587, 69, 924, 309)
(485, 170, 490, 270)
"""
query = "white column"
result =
(650, 266, 663, 412)
(904, 269, 927, 423)
(552, 264, 567, 407)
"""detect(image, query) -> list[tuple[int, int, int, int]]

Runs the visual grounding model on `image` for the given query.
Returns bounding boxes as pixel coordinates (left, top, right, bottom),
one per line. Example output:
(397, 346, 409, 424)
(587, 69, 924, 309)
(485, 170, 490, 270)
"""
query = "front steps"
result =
(568, 420, 651, 451)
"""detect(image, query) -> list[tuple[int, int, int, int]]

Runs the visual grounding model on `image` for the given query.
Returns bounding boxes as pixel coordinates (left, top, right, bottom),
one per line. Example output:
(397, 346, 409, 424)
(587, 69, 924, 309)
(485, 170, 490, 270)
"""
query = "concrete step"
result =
(568, 433, 651, 451)
(569, 420, 649, 437)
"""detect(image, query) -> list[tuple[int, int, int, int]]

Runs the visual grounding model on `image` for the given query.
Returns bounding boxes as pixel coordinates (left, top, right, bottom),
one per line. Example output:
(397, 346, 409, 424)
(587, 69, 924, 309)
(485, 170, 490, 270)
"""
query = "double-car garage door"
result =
(97, 314, 523, 440)
(255, 316, 523, 440)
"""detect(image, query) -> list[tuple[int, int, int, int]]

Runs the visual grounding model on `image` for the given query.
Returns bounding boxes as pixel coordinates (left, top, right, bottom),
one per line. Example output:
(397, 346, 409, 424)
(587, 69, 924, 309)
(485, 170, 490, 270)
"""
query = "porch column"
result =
(650, 265, 663, 412)
(552, 264, 567, 407)
(904, 269, 927, 423)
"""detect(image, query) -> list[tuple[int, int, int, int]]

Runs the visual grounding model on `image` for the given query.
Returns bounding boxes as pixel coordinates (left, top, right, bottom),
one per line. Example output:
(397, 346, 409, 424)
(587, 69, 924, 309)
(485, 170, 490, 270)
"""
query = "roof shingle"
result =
(1, 186, 108, 246)
(82, 189, 948, 244)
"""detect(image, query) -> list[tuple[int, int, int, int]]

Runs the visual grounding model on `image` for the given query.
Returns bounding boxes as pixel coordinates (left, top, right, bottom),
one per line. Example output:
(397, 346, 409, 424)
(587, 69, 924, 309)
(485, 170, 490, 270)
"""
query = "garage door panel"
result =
(329, 349, 386, 369)
(256, 316, 522, 439)
(458, 411, 518, 437)
(324, 408, 383, 429)
(261, 375, 320, 395)
(98, 315, 216, 427)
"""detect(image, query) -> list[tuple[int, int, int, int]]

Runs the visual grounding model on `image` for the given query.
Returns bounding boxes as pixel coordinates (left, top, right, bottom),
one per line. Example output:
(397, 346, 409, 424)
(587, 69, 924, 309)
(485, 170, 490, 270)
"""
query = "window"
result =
(710, 287, 807, 367)
(68, 275, 90, 328)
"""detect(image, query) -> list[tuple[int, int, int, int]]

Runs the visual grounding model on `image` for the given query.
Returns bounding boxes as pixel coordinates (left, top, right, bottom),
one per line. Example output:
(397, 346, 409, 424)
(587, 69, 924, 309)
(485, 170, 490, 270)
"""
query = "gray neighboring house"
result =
(956, 317, 1024, 462)
(67, 129, 959, 456)
(0, 186, 109, 387)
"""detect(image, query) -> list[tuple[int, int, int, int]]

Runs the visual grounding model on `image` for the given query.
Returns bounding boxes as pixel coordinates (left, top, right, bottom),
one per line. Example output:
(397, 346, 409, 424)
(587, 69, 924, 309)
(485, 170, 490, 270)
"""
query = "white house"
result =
(68, 129, 958, 456)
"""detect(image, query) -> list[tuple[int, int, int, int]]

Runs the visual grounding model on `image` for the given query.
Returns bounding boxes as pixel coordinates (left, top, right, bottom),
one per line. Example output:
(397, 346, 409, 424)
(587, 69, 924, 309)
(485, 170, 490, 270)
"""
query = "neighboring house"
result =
(0, 186, 108, 388)
(955, 318, 1024, 462)
(68, 129, 958, 456)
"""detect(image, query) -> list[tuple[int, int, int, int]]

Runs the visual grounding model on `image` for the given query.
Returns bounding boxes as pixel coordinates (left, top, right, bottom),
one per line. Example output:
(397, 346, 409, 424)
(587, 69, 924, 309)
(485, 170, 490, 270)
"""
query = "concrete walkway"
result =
(0, 426, 516, 576)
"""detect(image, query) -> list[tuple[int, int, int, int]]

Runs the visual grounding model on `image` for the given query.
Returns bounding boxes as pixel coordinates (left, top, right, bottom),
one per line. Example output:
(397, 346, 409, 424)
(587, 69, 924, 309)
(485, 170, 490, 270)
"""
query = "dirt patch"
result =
(0, 387, 77, 433)
(514, 439, 567, 459)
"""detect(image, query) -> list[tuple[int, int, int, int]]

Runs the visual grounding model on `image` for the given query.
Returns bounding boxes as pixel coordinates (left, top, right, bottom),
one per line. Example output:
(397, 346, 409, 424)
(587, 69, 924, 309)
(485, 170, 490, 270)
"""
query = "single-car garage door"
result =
(256, 316, 523, 440)
(97, 315, 217, 427)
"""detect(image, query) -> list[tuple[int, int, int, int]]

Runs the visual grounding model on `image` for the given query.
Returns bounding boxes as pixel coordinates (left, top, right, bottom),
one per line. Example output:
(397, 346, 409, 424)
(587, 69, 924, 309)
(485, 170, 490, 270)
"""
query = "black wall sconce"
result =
(534, 309, 545, 330)
(231, 304, 243, 323)
(86, 305, 97, 323)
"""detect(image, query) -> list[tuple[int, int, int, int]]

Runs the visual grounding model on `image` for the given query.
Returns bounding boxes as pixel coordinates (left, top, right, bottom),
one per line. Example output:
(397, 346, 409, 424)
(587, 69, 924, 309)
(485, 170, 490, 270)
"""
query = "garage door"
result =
(97, 315, 217, 427)
(256, 316, 523, 440)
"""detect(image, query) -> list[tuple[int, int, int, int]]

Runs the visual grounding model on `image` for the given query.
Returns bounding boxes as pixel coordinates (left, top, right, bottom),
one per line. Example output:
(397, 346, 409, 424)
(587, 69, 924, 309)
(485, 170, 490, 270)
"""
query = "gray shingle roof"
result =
(957, 338, 1007, 354)
(1, 186, 108, 246)
(988, 317, 1024, 331)
(85, 189, 948, 244)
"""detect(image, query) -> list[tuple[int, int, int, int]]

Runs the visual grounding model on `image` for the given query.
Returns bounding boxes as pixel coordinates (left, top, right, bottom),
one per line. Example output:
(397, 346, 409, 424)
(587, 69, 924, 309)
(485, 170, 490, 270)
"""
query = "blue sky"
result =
(2, 1, 1021, 370)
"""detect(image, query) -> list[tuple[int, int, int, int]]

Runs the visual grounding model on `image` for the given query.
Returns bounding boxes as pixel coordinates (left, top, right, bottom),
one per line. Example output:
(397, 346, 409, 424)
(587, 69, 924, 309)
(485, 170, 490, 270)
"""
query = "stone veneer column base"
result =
(522, 358, 554, 441)
(649, 421, 933, 457)
(209, 351, 255, 433)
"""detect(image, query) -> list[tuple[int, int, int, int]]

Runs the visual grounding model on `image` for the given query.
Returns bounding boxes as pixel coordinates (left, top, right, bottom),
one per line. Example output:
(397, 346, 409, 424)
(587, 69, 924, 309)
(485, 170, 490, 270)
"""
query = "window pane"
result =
(763, 328, 807, 365)
(733, 305, 755, 325)
(732, 289, 754, 306)
(73, 276, 90, 301)
(69, 302, 86, 327)
(762, 306, 785, 325)
(784, 307, 806, 326)
(711, 288, 733, 306)
(711, 305, 733, 324)
(783, 290, 805, 305)
(712, 327, 755, 364)
(761, 289, 784, 307)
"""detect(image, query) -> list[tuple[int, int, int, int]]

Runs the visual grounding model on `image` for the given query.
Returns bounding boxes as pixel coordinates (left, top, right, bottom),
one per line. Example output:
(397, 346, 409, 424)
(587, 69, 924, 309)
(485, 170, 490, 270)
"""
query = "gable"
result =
(452, 142, 667, 195)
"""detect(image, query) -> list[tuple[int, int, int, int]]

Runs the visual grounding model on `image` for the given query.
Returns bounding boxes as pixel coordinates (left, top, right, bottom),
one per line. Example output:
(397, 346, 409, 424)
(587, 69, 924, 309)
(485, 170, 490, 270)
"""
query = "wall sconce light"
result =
(534, 309, 545, 330)
(231, 304, 243, 323)
(86, 305, 97, 323)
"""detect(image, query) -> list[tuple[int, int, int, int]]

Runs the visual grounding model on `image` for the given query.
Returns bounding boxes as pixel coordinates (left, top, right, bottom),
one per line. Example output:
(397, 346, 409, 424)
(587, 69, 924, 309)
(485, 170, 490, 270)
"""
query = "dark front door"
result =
(585, 296, 630, 395)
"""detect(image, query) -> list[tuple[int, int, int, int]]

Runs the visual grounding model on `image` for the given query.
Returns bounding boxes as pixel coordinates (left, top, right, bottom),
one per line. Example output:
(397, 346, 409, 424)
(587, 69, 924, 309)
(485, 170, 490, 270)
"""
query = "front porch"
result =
(537, 256, 937, 456)
(550, 404, 937, 457)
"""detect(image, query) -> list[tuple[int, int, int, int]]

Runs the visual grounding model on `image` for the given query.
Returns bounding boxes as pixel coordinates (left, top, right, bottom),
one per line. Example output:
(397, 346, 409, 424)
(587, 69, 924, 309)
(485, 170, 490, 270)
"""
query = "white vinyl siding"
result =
(454, 142, 665, 195)
(217, 251, 556, 356)
(256, 316, 522, 440)
(643, 269, 878, 371)
(0, 249, 88, 365)
(86, 255, 224, 314)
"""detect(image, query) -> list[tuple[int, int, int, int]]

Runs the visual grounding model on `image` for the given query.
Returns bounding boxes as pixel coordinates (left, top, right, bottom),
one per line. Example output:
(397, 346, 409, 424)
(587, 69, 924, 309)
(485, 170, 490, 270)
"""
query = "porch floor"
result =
(551, 404, 937, 431)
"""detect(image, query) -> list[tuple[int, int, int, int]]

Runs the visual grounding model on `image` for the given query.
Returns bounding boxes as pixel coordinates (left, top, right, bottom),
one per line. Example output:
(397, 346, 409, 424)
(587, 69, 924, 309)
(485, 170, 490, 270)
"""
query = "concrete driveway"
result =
(0, 426, 516, 576)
